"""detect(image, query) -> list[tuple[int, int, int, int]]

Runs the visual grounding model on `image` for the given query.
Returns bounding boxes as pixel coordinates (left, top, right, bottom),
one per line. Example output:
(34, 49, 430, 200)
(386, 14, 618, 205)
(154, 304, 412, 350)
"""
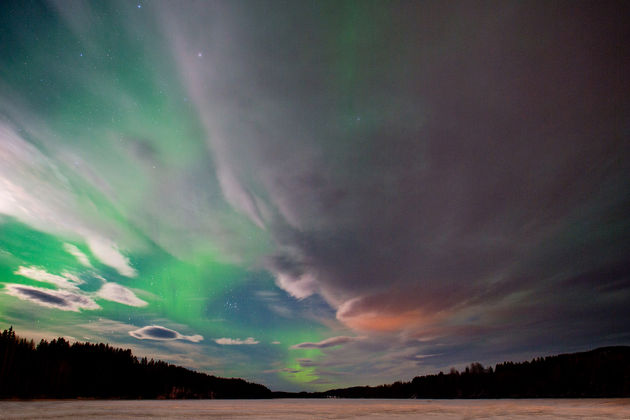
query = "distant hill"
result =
(274, 346, 630, 398)
(0, 327, 271, 399)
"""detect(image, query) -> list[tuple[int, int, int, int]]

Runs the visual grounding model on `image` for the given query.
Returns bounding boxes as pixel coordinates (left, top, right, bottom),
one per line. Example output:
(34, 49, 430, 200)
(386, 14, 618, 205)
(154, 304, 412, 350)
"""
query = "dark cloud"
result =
(307, 378, 333, 385)
(142, 326, 177, 339)
(2, 284, 100, 312)
(129, 325, 203, 342)
(18, 287, 68, 306)
(561, 261, 630, 293)
(291, 336, 364, 350)
(296, 358, 316, 367)
(263, 367, 301, 374)
(171, 0, 630, 358)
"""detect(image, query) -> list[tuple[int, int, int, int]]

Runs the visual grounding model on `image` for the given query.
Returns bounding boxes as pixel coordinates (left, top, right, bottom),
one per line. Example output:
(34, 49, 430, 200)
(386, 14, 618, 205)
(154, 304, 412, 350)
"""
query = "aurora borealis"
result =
(0, 0, 629, 392)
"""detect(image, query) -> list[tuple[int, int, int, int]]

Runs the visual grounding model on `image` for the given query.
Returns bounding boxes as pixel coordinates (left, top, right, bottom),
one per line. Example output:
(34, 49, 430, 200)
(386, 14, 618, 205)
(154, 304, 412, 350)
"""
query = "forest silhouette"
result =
(1, 327, 628, 399)
(0, 327, 270, 399)
(279, 347, 630, 398)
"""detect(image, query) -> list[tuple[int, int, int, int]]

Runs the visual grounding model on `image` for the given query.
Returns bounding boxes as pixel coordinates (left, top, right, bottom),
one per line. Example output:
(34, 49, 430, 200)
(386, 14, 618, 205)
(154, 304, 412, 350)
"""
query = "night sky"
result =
(0, 0, 629, 391)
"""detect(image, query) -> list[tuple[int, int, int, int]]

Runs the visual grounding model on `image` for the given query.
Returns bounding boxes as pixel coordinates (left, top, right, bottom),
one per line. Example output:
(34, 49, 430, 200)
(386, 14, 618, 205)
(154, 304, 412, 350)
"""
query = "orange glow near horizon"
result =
(338, 309, 426, 332)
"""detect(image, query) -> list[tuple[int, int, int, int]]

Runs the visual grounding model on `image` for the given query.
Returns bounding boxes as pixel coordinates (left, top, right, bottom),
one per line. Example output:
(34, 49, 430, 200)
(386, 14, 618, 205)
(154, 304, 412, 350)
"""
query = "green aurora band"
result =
(0, 1, 344, 391)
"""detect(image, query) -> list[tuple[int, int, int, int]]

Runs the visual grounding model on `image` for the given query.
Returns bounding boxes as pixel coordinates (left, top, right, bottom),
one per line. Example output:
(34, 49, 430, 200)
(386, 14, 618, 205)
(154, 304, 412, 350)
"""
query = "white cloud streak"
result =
(63, 243, 92, 267)
(0, 123, 138, 277)
(96, 282, 147, 307)
(15, 266, 82, 290)
(214, 337, 259, 345)
(87, 237, 137, 277)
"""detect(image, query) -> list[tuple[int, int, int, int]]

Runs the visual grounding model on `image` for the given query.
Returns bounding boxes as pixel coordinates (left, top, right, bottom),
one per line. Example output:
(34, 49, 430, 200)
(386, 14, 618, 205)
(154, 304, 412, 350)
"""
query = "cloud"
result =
(290, 336, 364, 350)
(129, 325, 203, 343)
(2, 283, 100, 311)
(263, 367, 303, 374)
(87, 237, 137, 277)
(65, 319, 219, 372)
(79, 318, 143, 337)
(335, 292, 442, 333)
(266, 255, 319, 300)
(157, 1, 630, 368)
(254, 288, 294, 317)
(63, 243, 92, 267)
(216, 165, 267, 229)
(10, 266, 148, 309)
(1, 0, 629, 391)
(307, 378, 333, 385)
(214, 337, 259, 345)
(0, 123, 139, 277)
(96, 282, 147, 307)
(14, 266, 83, 290)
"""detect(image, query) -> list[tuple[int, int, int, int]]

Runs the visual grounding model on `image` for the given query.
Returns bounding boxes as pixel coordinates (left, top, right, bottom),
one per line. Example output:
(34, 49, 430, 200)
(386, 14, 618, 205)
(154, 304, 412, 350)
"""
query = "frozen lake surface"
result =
(0, 398, 628, 419)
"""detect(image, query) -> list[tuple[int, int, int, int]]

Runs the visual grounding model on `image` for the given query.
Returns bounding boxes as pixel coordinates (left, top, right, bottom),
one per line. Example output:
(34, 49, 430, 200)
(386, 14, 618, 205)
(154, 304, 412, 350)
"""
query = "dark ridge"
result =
(0, 327, 271, 399)
(275, 346, 630, 398)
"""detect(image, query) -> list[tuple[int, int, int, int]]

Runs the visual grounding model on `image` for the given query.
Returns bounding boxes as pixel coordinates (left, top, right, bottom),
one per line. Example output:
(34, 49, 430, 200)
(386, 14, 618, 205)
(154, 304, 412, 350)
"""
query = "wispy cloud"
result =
(158, 2, 630, 370)
(1, 0, 628, 392)
(264, 367, 301, 374)
(15, 266, 82, 290)
(0, 123, 139, 277)
(63, 243, 92, 267)
(215, 337, 259, 345)
(96, 282, 147, 307)
(291, 336, 364, 350)
(87, 237, 137, 277)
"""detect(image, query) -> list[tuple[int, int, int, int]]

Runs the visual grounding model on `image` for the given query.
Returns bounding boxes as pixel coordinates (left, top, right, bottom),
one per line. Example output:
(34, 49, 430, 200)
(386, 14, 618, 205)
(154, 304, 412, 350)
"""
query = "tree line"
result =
(0, 327, 271, 399)
(279, 346, 630, 398)
(2, 327, 628, 399)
